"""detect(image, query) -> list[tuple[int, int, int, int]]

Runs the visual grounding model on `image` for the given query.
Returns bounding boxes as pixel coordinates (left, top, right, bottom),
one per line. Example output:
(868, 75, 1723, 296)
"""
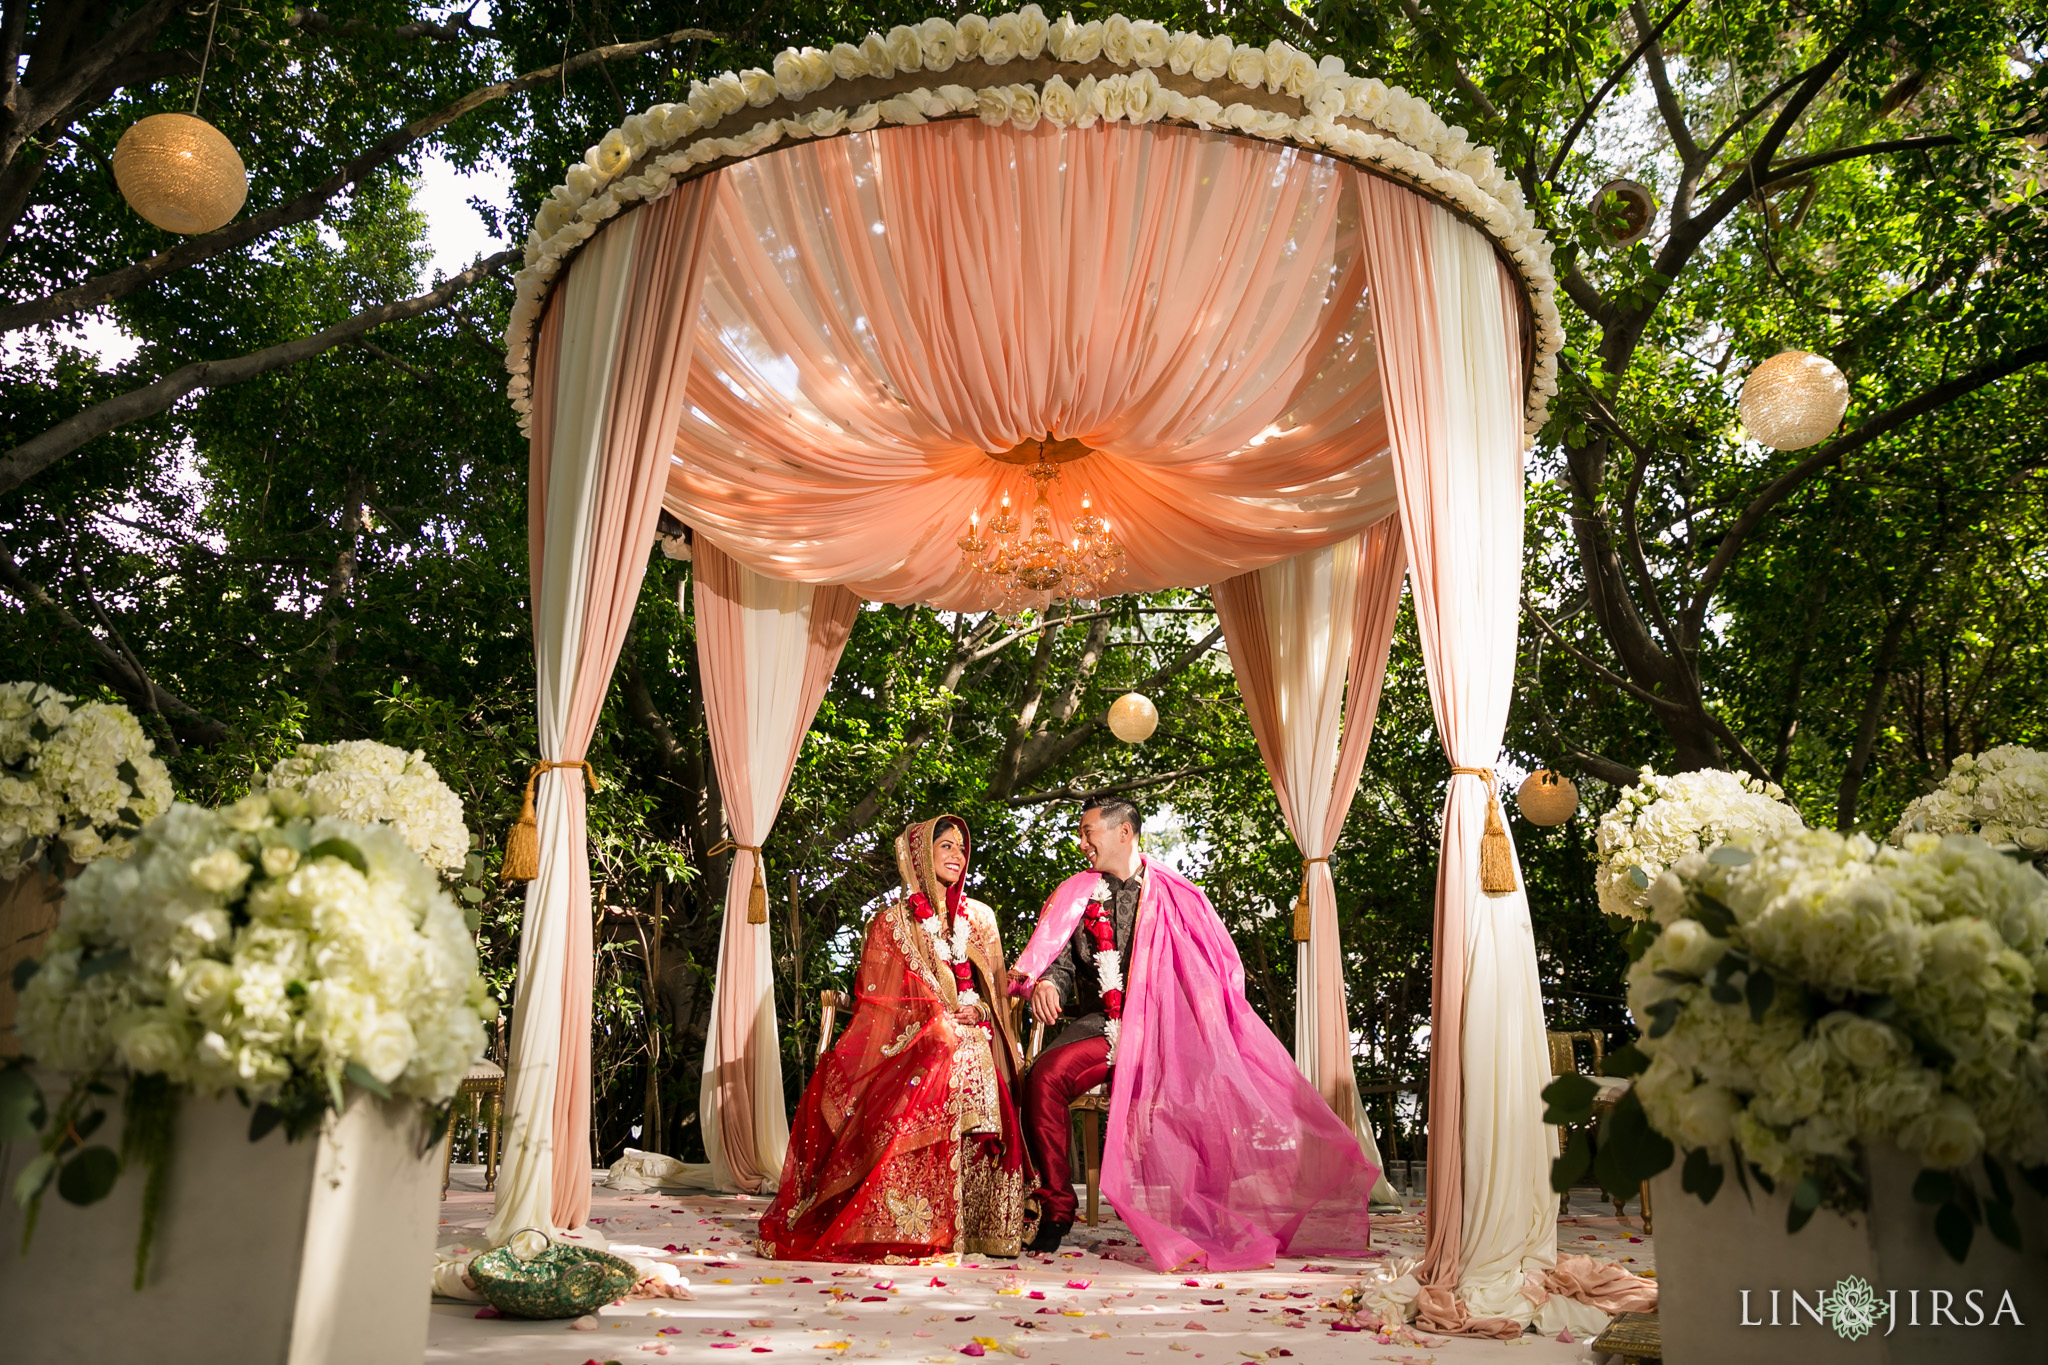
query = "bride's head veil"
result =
(895, 814, 971, 915)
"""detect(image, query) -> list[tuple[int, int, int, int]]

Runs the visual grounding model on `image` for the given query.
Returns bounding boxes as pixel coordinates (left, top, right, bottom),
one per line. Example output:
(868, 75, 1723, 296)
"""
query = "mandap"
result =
(485, 8, 1604, 1336)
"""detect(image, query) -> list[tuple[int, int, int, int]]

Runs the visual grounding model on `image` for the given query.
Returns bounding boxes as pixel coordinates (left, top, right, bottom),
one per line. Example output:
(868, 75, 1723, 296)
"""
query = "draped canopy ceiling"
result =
(488, 7, 1593, 1340)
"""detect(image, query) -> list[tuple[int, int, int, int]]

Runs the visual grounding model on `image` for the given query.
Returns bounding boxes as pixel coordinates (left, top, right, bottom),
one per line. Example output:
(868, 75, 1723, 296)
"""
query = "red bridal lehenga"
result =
(758, 815, 1038, 1261)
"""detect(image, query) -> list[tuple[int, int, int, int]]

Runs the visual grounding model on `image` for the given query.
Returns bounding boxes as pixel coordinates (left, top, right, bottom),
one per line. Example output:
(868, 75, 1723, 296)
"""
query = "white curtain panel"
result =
(696, 561, 851, 1192)
(1409, 210, 1557, 1321)
(486, 213, 644, 1246)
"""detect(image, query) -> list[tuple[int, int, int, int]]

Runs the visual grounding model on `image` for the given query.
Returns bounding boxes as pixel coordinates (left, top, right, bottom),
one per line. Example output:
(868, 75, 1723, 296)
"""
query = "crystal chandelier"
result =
(956, 438, 1125, 612)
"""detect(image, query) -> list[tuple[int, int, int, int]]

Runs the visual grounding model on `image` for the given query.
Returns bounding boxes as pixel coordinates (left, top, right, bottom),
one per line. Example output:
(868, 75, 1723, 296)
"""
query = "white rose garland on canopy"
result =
(1595, 767, 1807, 919)
(1613, 830, 2048, 1257)
(1894, 746, 2048, 859)
(500, 6, 1562, 436)
(258, 739, 470, 874)
(0, 683, 174, 878)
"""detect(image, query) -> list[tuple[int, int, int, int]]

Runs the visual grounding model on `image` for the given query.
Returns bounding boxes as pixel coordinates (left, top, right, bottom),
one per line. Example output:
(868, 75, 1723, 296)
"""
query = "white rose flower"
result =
(1192, 35, 1233, 82)
(1303, 81, 1346, 120)
(802, 106, 848, 138)
(1006, 83, 1042, 131)
(859, 32, 892, 76)
(1129, 20, 1169, 67)
(1673, 1084, 1741, 1147)
(1016, 4, 1051, 58)
(1227, 44, 1267, 89)
(1102, 14, 1135, 65)
(357, 1011, 418, 1086)
(955, 14, 989, 58)
(1071, 76, 1102, 128)
(829, 42, 868, 81)
(593, 129, 634, 179)
(877, 95, 927, 126)
(1125, 70, 1167, 124)
(1097, 74, 1129, 122)
(1040, 75, 1081, 127)
(1066, 19, 1104, 63)
(176, 958, 236, 1022)
(114, 1009, 190, 1075)
(918, 17, 961, 71)
(189, 847, 250, 896)
(1900, 1094, 1985, 1169)
(982, 13, 1023, 64)
(976, 85, 1013, 127)
(1167, 30, 1205, 75)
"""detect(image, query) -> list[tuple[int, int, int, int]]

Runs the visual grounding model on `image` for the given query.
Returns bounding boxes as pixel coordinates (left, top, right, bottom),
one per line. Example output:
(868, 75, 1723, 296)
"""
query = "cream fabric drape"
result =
(1362, 177, 1559, 1332)
(489, 183, 714, 1245)
(1209, 519, 1405, 1208)
(694, 540, 860, 1193)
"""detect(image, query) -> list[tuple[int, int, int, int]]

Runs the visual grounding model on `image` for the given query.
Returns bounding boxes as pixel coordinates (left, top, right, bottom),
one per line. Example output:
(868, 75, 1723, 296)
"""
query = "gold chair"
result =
(440, 1057, 506, 1196)
(1025, 1016, 1109, 1226)
(1549, 1028, 1650, 1232)
(818, 988, 854, 1059)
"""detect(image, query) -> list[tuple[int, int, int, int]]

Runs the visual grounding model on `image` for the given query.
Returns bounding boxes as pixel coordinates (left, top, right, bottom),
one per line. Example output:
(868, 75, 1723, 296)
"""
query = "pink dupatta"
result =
(1015, 860, 1379, 1270)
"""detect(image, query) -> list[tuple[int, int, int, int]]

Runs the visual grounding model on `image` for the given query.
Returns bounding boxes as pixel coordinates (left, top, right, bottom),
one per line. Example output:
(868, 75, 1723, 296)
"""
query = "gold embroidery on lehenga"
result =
(886, 1189, 936, 1241)
(886, 899, 955, 1004)
(879, 1020, 921, 1057)
(960, 1141, 1031, 1257)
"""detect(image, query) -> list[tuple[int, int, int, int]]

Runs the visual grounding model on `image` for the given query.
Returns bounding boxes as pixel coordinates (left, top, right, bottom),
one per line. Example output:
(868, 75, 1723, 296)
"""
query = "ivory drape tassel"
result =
(711, 840, 769, 922)
(500, 760, 595, 883)
(1452, 766, 1517, 894)
(1292, 855, 1329, 941)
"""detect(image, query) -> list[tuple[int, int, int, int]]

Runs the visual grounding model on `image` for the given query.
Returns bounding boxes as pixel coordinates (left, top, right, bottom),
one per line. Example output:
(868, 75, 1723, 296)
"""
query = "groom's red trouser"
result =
(1021, 1033, 1110, 1226)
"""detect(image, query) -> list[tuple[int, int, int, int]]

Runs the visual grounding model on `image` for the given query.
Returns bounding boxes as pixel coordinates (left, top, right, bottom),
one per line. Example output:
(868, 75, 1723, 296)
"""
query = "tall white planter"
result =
(0, 1084, 441, 1364)
(1654, 1144, 2048, 1364)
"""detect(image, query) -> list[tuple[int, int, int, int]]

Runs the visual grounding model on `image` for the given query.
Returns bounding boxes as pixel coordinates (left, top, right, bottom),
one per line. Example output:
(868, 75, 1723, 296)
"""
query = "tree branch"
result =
(0, 247, 519, 496)
(0, 536, 227, 744)
(1547, 0, 1693, 181)
(0, 26, 717, 335)
(1391, 0, 1504, 125)
(1629, 0, 1702, 173)
(1006, 760, 1251, 808)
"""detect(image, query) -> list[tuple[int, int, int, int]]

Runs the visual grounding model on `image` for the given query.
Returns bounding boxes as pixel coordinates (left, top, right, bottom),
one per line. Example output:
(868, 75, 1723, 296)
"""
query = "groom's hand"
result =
(1030, 979, 1062, 1026)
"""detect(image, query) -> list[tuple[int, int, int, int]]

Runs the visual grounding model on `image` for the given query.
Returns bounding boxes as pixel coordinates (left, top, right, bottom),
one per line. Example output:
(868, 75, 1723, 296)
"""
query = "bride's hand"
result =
(947, 1005, 985, 1028)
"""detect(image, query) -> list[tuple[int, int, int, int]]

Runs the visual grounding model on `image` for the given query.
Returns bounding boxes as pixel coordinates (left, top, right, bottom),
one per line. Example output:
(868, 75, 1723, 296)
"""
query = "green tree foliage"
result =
(1, 2, 2041, 1167)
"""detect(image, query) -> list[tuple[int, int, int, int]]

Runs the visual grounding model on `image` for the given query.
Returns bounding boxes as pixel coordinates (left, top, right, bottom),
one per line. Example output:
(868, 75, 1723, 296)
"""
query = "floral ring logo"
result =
(1823, 1276, 1884, 1342)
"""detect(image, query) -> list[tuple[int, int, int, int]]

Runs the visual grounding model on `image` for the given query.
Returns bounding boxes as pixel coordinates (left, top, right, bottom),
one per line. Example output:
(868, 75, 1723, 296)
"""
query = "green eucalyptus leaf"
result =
(75, 947, 132, 981)
(343, 1061, 392, 1100)
(1935, 1203, 1974, 1263)
(1541, 1073, 1600, 1126)
(1626, 865, 1650, 889)
(460, 884, 485, 904)
(1603, 1044, 1650, 1079)
(7, 956, 35, 993)
(1746, 970, 1776, 1022)
(1551, 1130, 1592, 1194)
(1646, 997, 1683, 1038)
(308, 839, 369, 875)
(1985, 1198, 2021, 1252)
(0, 1069, 44, 1142)
(1707, 846, 1754, 867)
(13, 1151, 56, 1206)
(56, 1145, 121, 1205)
(1681, 1147, 1724, 1205)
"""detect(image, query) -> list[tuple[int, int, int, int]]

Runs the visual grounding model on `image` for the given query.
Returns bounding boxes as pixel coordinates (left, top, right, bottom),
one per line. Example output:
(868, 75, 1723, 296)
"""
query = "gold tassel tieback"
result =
(1451, 766, 1518, 895)
(500, 760, 596, 883)
(709, 840, 769, 923)
(1292, 856, 1330, 942)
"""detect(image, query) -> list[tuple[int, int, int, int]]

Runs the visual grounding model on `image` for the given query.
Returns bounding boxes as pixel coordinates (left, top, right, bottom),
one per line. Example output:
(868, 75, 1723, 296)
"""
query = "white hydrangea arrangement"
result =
(0, 683, 175, 879)
(1619, 830, 2048, 1255)
(257, 740, 470, 874)
(1594, 767, 1807, 919)
(504, 7, 1562, 437)
(9, 789, 496, 1280)
(1893, 746, 2048, 859)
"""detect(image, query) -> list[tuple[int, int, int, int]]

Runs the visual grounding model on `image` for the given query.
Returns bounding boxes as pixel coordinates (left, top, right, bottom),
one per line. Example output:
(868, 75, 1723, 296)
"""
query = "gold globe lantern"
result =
(1106, 692, 1159, 744)
(112, 113, 248, 235)
(1737, 350, 1849, 451)
(1516, 769, 1579, 826)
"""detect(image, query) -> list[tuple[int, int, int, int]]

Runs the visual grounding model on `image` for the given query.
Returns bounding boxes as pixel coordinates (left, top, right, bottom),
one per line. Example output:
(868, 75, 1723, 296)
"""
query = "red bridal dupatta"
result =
(1015, 859, 1379, 1271)
(759, 816, 1035, 1261)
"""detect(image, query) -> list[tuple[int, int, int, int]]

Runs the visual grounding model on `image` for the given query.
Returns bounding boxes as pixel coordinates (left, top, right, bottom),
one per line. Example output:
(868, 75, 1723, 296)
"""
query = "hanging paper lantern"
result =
(1591, 179, 1658, 247)
(1516, 770, 1579, 826)
(1106, 692, 1159, 744)
(1738, 351, 1849, 451)
(112, 113, 247, 235)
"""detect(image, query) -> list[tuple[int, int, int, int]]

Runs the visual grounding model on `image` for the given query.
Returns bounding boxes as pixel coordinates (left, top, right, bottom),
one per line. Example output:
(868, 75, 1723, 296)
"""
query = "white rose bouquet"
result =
(8, 788, 496, 1283)
(1594, 766, 1806, 919)
(1550, 828, 2048, 1262)
(1894, 746, 2048, 861)
(257, 739, 470, 874)
(0, 683, 174, 878)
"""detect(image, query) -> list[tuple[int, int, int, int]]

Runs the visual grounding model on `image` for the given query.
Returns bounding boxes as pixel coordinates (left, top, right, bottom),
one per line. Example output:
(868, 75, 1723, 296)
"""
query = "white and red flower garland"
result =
(909, 893, 983, 1017)
(1082, 878, 1126, 1063)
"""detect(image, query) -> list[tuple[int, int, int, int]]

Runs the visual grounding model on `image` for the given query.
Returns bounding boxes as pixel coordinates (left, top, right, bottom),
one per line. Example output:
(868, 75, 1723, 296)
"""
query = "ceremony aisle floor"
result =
(428, 1169, 1655, 1365)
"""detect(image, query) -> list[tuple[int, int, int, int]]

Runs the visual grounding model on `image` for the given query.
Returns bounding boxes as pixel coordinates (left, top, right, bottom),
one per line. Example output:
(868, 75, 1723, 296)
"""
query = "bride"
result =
(758, 814, 1037, 1261)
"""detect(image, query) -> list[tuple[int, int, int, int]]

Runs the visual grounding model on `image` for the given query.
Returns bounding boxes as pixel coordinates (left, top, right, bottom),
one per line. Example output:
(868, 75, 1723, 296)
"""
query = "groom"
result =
(1011, 797, 1380, 1267)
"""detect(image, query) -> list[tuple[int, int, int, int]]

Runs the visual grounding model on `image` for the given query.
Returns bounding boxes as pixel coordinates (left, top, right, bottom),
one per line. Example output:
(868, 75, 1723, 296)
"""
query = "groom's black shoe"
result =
(1025, 1219, 1071, 1254)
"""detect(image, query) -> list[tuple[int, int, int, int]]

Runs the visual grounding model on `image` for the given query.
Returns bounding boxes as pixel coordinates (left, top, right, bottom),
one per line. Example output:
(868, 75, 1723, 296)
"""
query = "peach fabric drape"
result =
(1210, 518, 1405, 1208)
(1359, 175, 1563, 1335)
(665, 120, 1394, 606)
(488, 183, 715, 1244)
(693, 540, 860, 1193)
